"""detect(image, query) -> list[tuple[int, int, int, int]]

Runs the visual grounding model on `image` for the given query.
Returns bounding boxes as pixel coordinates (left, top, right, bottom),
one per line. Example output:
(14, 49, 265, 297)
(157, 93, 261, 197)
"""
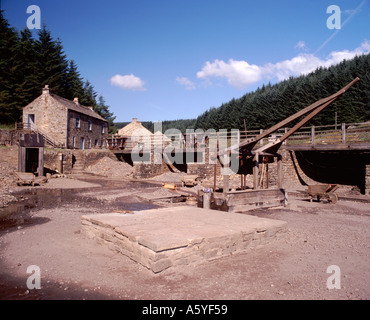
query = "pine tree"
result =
(13, 28, 40, 107)
(95, 96, 117, 133)
(64, 60, 85, 101)
(80, 80, 97, 107)
(34, 25, 68, 95)
(0, 10, 20, 123)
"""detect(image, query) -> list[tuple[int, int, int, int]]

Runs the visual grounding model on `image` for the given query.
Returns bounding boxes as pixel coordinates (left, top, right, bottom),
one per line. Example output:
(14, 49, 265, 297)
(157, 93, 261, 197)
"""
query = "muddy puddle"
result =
(0, 180, 160, 232)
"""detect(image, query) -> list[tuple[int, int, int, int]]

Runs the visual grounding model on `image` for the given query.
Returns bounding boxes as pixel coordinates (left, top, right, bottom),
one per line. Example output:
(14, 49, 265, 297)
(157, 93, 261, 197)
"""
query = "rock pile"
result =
(85, 157, 133, 178)
(0, 147, 18, 208)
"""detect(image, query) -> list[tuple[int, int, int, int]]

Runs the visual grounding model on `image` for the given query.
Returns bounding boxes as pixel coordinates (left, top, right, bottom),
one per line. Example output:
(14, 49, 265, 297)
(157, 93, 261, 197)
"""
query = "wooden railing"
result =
(108, 121, 370, 152)
(16, 122, 63, 148)
(284, 122, 370, 147)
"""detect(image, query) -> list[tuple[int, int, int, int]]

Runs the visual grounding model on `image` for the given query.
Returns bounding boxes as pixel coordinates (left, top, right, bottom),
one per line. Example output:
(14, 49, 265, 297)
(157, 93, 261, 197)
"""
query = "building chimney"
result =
(132, 118, 138, 123)
(42, 85, 50, 95)
(73, 97, 79, 105)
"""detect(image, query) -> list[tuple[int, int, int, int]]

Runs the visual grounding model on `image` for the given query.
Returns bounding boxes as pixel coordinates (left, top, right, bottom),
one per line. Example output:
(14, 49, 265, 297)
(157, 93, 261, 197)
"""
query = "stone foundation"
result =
(81, 207, 287, 273)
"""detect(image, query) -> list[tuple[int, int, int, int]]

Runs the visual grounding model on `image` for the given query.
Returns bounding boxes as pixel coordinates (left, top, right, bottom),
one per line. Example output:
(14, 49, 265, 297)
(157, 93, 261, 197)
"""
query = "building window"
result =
(72, 136, 76, 148)
(76, 116, 80, 128)
(88, 138, 92, 149)
(94, 139, 98, 148)
(88, 120, 92, 131)
(101, 124, 105, 134)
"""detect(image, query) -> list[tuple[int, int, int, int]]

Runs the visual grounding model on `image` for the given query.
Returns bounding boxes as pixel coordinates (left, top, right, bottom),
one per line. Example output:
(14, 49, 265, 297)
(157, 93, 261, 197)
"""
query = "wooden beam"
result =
(253, 153, 259, 190)
(277, 154, 283, 189)
(254, 95, 339, 155)
(223, 174, 229, 197)
(219, 77, 360, 156)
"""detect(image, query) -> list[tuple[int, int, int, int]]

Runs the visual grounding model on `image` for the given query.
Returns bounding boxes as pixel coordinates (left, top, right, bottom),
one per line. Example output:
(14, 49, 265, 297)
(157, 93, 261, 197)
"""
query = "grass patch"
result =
(0, 124, 15, 130)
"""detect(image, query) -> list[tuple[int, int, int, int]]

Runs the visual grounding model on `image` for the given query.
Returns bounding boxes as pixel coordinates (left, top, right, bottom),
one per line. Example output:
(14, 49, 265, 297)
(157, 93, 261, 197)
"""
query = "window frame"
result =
(76, 116, 81, 129)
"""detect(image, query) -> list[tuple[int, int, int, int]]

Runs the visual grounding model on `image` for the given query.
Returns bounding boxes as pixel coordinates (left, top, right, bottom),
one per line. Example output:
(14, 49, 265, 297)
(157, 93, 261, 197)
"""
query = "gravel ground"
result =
(0, 174, 369, 300)
(0, 146, 369, 301)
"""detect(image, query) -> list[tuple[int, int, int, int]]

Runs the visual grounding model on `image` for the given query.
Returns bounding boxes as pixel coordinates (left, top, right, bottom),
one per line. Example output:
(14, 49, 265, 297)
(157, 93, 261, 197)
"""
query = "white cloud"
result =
(295, 41, 308, 52)
(196, 59, 262, 89)
(263, 54, 324, 81)
(176, 76, 195, 90)
(196, 40, 369, 88)
(110, 74, 146, 91)
(265, 40, 370, 81)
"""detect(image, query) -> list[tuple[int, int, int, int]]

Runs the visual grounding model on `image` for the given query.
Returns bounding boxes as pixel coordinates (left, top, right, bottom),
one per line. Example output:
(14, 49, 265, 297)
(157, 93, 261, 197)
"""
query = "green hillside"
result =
(194, 54, 370, 131)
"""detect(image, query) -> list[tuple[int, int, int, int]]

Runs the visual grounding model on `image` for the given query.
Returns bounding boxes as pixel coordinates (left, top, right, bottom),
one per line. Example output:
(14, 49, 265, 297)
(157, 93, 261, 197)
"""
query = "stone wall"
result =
(73, 149, 117, 169)
(44, 149, 74, 174)
(280, 149, 317, 188)
(44, 149, 117, 174)
(187, 148, 222, 179)
(22, 89, 108, 149)
(23, 94, 68, 147)
(0, 130, 21, 146)
(132, 151, 169, 179)
(67, 110, 108, 149)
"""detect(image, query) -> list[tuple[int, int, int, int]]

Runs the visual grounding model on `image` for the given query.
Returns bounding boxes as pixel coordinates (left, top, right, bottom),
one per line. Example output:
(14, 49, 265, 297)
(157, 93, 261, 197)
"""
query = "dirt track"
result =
(0, 175, 369, 300)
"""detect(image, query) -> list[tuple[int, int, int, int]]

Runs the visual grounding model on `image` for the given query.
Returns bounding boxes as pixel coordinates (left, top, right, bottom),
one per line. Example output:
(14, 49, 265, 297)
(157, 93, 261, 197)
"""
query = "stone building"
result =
(22, 85, 108, 149)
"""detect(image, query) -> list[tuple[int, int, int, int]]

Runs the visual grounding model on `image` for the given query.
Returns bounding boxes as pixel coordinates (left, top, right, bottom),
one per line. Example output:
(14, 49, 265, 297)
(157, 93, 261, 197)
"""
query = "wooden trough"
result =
(198, 188, 287, 212)
(14, 172, 48, 186)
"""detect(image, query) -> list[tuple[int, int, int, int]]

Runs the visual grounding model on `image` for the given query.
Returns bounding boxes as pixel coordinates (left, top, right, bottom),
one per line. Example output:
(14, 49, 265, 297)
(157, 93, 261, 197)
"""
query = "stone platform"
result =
(81, 207, 287, 273)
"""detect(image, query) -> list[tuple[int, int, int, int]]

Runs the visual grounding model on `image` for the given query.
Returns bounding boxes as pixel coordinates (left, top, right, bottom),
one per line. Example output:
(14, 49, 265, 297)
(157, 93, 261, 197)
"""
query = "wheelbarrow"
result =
(181, 175, 199, 187)
(307, 184, 339, 203)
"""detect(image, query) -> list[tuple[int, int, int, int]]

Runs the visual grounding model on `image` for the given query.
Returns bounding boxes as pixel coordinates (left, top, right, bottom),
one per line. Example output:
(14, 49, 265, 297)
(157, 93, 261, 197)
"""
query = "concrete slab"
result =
(81, 206, 287, 273)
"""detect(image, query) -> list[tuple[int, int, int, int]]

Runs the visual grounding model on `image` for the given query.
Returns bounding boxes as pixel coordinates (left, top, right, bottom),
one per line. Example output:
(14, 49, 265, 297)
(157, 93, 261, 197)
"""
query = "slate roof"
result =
(51, 93, 107, 122)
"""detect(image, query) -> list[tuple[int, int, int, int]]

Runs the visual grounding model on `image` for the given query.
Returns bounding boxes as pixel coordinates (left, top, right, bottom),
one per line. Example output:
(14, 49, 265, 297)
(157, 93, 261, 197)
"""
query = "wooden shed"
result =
(18, 133, 44, 176)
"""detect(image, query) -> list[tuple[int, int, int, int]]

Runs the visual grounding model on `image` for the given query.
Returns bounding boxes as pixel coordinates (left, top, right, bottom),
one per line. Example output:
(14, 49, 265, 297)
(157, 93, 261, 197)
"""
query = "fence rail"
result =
(285, 122, 370, 147)
(108, 121, 370, 152)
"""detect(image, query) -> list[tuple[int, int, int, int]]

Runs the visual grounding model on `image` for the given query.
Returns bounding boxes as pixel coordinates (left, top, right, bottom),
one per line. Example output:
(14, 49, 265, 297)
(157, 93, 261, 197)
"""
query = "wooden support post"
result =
(283, 128, 288, 145)
(223, 174, 229, 197)
(277, 154, 283, 189)
(342, 123, 346, 144)
(213, 163, 217, 191)
(240, 158, 244, 190)
(311, 126, 315, 145)
(38, 147, 44, 176)
(259, 129, 263, 146)
(253, 153, 259, 190)
(203, 192, 211, 209)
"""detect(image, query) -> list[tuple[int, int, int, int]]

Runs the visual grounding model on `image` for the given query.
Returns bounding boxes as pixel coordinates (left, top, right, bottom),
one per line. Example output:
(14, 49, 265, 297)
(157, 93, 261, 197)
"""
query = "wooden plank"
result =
(253, 153, 259, 189)
(226, 189, 286, 210)
(226, 189, 285, 207)
(277, 154, 283, 189)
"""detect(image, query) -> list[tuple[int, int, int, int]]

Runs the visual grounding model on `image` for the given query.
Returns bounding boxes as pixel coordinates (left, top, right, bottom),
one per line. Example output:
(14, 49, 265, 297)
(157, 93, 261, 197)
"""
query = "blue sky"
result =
(2, 0, 370, 122)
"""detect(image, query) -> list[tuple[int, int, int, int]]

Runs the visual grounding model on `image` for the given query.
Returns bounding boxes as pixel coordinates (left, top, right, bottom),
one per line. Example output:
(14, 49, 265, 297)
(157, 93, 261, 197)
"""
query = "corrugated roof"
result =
(51, 94, 108, 122)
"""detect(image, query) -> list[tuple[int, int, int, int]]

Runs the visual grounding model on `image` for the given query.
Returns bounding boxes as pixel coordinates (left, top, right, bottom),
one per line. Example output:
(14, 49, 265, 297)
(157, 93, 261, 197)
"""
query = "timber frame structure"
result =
(207, 77, 360, 210)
